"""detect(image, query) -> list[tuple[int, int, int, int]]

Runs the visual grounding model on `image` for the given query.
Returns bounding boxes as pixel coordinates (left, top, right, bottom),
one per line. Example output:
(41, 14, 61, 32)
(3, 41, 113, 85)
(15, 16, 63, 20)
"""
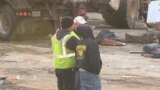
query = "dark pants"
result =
(55, 68, 75, 90)
(75, 71, 81, 90)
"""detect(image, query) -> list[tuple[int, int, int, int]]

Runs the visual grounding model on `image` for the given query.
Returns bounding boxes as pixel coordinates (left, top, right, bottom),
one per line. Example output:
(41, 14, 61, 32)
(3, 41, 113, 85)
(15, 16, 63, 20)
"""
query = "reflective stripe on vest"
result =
(57, 34, 75, 59)
(71, 31, 80, 40)
(56, 31, 80, 58)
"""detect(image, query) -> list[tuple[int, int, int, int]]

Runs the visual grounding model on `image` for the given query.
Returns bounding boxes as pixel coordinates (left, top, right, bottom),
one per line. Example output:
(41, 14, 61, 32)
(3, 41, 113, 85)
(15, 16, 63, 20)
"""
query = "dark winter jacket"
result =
(75, 25, 102, 74)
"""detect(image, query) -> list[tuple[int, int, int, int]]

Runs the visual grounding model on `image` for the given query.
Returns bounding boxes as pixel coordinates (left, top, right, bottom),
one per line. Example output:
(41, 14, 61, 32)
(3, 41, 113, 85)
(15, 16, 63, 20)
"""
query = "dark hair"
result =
(61, 16, 73, 29)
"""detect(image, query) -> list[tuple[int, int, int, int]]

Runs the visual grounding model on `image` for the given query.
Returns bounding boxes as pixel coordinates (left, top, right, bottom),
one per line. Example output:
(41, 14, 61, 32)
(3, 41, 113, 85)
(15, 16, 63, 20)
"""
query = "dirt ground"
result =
(0, 27, 160, 90)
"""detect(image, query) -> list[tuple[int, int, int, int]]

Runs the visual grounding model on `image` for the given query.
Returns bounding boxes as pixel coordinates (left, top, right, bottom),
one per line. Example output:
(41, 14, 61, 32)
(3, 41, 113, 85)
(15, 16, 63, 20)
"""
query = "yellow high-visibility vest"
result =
(51, 32, 80, 69)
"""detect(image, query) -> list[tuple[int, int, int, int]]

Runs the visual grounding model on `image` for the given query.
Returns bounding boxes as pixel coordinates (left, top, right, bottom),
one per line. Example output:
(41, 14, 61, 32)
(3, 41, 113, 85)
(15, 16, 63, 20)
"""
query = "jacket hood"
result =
(56, 28, 70, 40)
(76, 25, 94, 39)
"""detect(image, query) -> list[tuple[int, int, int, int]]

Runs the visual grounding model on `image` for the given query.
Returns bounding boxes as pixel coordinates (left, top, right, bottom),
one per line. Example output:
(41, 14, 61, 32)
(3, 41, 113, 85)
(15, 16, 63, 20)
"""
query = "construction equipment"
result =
(0, 0, 152, 40)
(0, 0, 74, 40)
(72, 0, 152, 29)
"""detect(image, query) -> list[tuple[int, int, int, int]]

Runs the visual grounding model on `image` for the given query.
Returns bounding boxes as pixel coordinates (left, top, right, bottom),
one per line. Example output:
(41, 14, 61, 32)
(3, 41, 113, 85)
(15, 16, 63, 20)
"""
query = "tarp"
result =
(96, 30, 125, 46)
(143, 43, 160, 58)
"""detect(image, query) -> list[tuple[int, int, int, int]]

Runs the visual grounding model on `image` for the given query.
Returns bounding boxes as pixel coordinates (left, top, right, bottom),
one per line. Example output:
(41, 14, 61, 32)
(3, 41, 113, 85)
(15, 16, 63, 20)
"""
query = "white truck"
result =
(147, 0, 160, 30)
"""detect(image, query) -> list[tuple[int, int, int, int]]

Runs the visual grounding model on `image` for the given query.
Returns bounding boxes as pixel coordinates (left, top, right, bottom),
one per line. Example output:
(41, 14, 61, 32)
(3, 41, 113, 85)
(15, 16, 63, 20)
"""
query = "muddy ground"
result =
(0, 13, 160, 90)
(0, 28, 160, 90)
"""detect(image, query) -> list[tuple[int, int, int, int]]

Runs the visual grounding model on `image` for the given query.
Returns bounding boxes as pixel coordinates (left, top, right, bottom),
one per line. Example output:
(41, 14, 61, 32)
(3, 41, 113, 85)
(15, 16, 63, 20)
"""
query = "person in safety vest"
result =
(51, 16, 80, 90)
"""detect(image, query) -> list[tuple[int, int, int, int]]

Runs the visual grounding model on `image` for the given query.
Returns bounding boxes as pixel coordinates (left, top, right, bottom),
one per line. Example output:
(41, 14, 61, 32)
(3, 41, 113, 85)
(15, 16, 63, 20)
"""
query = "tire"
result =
(102, 0, 140, 29)
(0, 5, 17, 40)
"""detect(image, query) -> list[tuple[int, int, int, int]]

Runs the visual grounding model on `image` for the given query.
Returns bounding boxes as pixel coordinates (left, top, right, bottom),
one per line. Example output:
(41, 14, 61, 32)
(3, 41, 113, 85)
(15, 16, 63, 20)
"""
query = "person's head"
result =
(73, 16, 87, 29)
(60, 16, 73, 31)
(76, 25, 94, 39)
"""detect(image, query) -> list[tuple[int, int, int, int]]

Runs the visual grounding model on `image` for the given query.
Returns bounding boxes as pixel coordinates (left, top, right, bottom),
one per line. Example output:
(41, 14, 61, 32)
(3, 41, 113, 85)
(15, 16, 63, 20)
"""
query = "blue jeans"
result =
(79, 69, 101, 90)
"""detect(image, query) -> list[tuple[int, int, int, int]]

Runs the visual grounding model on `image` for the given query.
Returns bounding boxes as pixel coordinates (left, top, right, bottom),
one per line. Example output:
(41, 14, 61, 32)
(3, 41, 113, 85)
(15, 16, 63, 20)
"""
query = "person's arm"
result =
(88, 41, 102, 74)
(66, 36, 79, 51)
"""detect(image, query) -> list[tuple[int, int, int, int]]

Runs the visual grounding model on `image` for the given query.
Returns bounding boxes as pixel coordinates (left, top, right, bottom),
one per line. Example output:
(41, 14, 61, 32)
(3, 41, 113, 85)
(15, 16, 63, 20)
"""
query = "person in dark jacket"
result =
(75, 25, 102, 90)
(73, 16, 95, 90)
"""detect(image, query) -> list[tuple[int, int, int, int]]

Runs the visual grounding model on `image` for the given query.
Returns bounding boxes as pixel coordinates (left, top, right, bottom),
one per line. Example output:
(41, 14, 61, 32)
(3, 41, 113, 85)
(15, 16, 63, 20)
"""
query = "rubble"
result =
(0, 71, 6, 85)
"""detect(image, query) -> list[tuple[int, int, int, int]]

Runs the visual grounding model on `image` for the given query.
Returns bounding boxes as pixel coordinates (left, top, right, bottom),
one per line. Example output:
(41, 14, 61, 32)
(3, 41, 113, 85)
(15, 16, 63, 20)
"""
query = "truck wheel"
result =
(102, 0, 140, 29)
(0, 5, 17, 40)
